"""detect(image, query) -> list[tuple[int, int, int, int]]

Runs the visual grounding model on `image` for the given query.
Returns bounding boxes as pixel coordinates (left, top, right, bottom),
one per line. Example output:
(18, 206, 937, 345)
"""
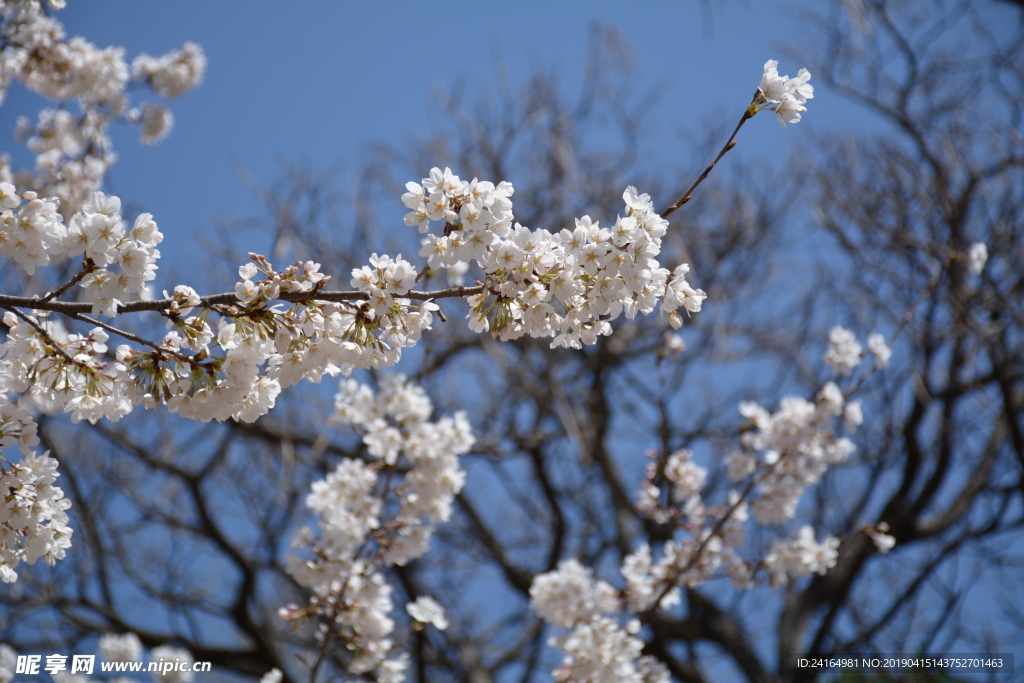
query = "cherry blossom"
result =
(824, 325, 863, 376)
(757, 59, 814, 127)
(967, 241, 988, 275)
(867, 332, 892, 368)
(284, 375, 471, 678)
(406, 596, 449, 630)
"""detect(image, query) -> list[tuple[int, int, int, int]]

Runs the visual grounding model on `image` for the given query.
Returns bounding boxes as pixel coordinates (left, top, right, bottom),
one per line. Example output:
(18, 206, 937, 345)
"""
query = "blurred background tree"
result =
(2, 1, 1022, 682)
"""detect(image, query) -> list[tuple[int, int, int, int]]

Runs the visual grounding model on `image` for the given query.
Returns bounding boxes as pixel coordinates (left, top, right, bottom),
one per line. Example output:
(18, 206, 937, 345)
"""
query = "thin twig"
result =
(844, 255, 952, 398)
(68, 312, 202, 368)
(2, 307, 78, 365)
(39, 258, 96, 304)
(660, 89, 761, 220)
(639, 465, 770, 619)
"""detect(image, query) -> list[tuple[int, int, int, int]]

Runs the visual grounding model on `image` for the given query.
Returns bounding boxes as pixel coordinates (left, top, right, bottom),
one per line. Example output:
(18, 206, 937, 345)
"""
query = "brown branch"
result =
(660, 89, 760, 220)
(2, 306, 78, 365)
(40, 258, 96, 304)
(67, 311, 202, 368)
(0, 284, 486, 317)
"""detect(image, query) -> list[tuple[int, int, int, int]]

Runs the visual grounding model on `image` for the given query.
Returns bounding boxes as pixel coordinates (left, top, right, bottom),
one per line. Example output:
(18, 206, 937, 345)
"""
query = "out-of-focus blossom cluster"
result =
(824, 325, 891, 375)
(763, 525, 840, 587)
(823, 325, 863, 377)
(0, 412, 71, 583)
(282, 375, 469, 680)
(732, 380, 857, 526)
(130, 41, 205, 99)
(531, 326, 894, 682)
(529, 559, 670, 683)
(0, 0, 204, 214)
(967, 241, 988, 276)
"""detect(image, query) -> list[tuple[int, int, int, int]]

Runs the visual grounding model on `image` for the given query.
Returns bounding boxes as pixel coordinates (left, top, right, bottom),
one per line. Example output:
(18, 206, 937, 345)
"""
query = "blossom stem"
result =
(639, 459, 773, 618)
(2, 306, 79, 366)
(39, 258, 96, 304)
(68, 311, 202, 369)
(844, 255, 952, 399)
(660, 88, 760, 219)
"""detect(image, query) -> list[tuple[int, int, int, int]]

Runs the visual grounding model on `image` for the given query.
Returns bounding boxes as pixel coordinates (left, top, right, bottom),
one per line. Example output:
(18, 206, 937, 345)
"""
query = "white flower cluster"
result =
(823, 325, 862, 377)
(763, 525, 840, 587)
(350, 253, 418, 313)
(632, 448, 756, 594)
(824, 325, 891, 375)
(0, 0, 204, 213)
(406, 595, 448, 630)
(403, 168, 706, 348)
(866, 332, 892, 368)
(0, 238, 413, 444)
(223, 166, 707, 383)
(74, 194, 163, 315)
(0, 185, 62, 274)
(533, 386, 866, 678)
(130, 41, 205, 99)
(232, 252, 440, 381)
(148, 646, 195, 683)
(967, 241, 988, 276)
(731, 381, 857, 525)
(284, 375, 470, 679)
(533, 324, 888, 680)
(635, 448, 709, 525)
(341, 252, 438, 366)
(0, 435, 72, 583)
(1, 309, 134, 425)
(0, 2, 126, 104)
(0, 370, 72, 582)
(133, 103, 174, 145)
(529, 559, 669, 683)
(866, 521, 896, 554)
(0, 184, 163, 301)
(235, 256, 327, 304)
(664, 448, 707, 501)
(758, 59, 813, 127)
(629, 485, 753, 592)
(161, 258, 343, 423)
(97, 632, 143, 663)
(0, 644, 15, 683)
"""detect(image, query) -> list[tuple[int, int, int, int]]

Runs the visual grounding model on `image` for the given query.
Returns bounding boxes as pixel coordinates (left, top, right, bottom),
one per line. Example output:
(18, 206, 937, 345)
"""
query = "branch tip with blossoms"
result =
(0, 1, 205, 215)
(660, 60, 811, 220)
